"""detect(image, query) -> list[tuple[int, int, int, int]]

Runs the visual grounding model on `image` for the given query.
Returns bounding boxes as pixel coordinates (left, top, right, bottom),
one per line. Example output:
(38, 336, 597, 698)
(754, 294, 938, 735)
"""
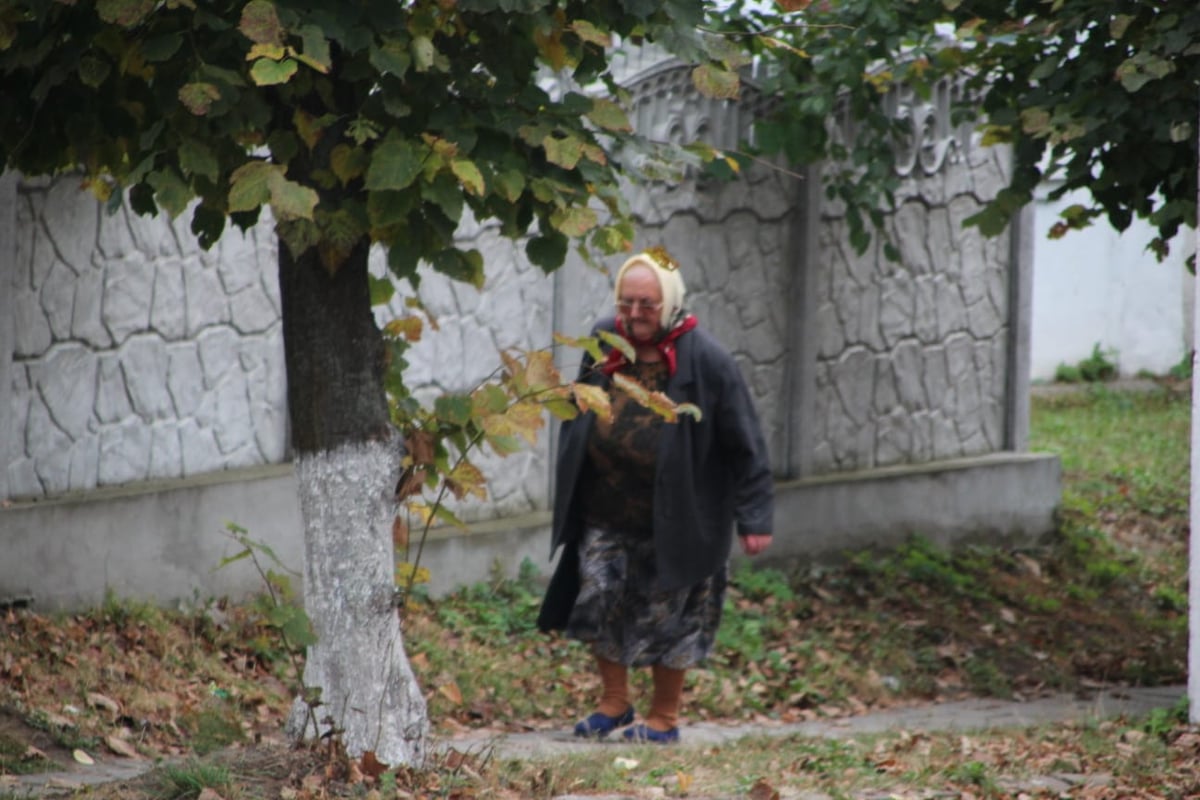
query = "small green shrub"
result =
(153, 760, 233, 800)
(1055, 343, 1118, 383)
(1168, 350, 1193, 380)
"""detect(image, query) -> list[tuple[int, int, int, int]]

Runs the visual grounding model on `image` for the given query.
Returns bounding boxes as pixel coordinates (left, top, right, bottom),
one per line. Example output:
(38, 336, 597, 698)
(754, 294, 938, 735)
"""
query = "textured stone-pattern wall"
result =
(372, 217, 557, 521)
(5, 178, 288, 498)
(625, 168, 796, 476)
(810, 129, 1013, 472)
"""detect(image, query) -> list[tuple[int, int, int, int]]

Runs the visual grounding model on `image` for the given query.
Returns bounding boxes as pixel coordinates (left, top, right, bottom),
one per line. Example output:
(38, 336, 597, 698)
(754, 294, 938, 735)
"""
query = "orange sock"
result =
(596, 655, 631, 717)
(647, 665, 686, 731)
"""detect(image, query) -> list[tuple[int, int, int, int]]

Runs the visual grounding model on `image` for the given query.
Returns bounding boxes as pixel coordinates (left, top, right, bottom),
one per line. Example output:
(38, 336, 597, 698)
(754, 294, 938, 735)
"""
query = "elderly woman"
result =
(538, 247, 775, 744)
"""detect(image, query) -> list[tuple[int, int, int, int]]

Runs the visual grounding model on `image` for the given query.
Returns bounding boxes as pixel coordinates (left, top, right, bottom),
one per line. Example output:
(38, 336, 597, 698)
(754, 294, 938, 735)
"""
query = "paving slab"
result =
(439, 685, 1187, 761)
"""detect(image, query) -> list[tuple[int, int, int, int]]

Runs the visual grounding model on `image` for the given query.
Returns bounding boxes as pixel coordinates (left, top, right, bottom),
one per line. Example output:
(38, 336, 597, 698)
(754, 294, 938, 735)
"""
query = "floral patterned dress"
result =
(564, 360, 726, 669)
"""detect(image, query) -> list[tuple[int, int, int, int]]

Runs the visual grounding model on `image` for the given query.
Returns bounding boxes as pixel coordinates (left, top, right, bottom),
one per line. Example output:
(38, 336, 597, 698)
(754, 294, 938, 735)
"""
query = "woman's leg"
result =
(646, 664, 685, 732)
(596, 653, 631, 716)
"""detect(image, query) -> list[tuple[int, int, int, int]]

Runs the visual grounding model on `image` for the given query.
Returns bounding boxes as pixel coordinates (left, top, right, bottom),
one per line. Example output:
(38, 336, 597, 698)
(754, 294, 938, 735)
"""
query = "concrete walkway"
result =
(444, 684, 1186, 761)
(2, 684, 1186, 797)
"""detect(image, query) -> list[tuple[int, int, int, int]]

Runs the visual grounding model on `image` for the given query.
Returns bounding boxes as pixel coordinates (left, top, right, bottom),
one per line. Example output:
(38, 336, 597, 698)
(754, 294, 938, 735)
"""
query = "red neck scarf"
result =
(601, 314, 697, 377)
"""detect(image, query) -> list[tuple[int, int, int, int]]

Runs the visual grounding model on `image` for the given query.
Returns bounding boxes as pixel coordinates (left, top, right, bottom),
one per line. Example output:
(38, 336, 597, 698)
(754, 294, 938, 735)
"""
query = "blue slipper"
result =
(622, 723, 680, 744)
(573, 707, 635, 738)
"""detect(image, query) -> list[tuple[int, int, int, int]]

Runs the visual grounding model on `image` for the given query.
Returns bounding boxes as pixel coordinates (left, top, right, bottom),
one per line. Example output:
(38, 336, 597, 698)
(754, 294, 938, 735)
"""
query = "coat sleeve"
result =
(713, 355, 775, 536)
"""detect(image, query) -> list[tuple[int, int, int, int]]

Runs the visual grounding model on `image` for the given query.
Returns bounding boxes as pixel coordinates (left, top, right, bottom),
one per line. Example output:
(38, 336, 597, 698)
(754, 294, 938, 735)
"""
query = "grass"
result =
(0, 383, 1195, 798)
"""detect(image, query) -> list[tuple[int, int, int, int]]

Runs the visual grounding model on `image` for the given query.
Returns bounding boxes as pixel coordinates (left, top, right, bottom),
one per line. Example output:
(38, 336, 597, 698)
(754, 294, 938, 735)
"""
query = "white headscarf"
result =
(614, 247, 687, 330)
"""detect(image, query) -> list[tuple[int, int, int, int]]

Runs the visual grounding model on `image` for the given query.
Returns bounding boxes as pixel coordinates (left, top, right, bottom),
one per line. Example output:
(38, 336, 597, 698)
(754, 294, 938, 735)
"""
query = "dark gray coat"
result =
(548, 316, 775, 594)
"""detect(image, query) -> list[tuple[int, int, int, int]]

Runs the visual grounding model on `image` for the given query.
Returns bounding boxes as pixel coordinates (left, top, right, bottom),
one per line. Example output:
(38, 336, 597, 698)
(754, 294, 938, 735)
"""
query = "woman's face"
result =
(616, 265, 664, 342)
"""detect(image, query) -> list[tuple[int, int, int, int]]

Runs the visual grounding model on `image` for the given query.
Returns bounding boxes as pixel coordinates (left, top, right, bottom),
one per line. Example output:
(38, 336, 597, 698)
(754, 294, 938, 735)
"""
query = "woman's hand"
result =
(739, 534, 772, 556)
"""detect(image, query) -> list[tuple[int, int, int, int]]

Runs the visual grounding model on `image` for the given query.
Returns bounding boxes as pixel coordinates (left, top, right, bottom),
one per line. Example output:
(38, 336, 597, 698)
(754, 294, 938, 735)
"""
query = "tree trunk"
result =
(278, 239, 428, 765)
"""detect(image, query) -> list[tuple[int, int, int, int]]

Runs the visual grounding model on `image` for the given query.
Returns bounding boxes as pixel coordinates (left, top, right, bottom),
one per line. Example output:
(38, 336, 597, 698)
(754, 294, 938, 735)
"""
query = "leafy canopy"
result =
(717, 0, 1200, 260)
(0, 0, 744, 282)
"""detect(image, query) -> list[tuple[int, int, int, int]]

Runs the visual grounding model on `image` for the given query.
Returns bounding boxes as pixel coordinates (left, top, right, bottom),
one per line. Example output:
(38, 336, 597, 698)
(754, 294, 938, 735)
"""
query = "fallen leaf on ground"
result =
(105, 735, 140, 758)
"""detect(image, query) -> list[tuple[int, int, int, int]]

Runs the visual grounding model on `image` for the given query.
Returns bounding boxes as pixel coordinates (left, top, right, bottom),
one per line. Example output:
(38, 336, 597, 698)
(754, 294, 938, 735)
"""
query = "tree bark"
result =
(278, 240, 428, 765)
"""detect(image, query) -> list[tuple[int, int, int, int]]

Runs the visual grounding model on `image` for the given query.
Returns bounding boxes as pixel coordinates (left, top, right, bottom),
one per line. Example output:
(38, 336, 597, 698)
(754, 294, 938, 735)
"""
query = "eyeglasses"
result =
(616, 299, 663, 314)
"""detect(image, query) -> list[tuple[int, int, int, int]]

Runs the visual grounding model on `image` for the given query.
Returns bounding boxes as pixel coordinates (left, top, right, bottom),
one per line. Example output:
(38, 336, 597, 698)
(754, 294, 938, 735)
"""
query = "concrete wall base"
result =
(0, 452, 1060, 612)
(764, 452, 1062, 570)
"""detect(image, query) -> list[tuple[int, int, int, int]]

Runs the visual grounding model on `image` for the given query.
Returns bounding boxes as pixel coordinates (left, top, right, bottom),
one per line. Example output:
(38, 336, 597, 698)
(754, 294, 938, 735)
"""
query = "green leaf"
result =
(296, 24, 332, 73)
(330, 144, 368, 186)
(422, 173, 464, 222)
(526, 233, 567, 270)
(387, 242, 421, 282)
(494, 169, 525, 203)
(543, 134, 584, 170)
(451, 159, 486, 196)
(250, 57, 299, 86)
(430, 248, 485, 289)
(369, 189, 417, 228)
(549, 205, 597, 237)
(179, 140, 219, 182)
(370, 40, 412, 78)
(78, 56, 111, 88)
(178, 82, 222, 116)
(141, 32, 183, 62)
(267, 171, 318, 221)
(586, 98, 632, 133)
(434, 393, 474, 426)
(96, 0, 155, 26)
(273, 605, 317, 648)
(369, 274, 396, 306)
(412, 35, 436, 72)
(191, 204, 227, 250)
(366, 136, 427, 191)
(692, 63, 739, 100)
(228, 161, 275, 213)
(147, 169, 191, 219)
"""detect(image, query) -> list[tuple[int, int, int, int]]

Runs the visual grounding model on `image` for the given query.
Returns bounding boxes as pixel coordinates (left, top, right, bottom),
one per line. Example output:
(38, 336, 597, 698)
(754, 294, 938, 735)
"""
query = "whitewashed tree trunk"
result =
(276, 234, 428, 764)
(1189, 114, 1200, 724)
(285, 434, 428, 764)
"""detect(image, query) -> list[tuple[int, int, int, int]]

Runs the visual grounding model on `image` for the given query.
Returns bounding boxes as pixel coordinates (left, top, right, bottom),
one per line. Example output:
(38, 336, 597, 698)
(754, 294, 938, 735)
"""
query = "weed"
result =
(1168, 350, 1193, 380)
(946, 759, 998, 791)
(963, 654, 1011, 698)
(731, 562, 795, 603)
(24, 710, 98, 753)
(1140, 697, 1190, 741)
(1055, 342, 1118, 383)
(0, 731, 46, 775)
(179, 696, 245, 757)
(152, 760, 232, 800)
(1151, 584, 1187, 612)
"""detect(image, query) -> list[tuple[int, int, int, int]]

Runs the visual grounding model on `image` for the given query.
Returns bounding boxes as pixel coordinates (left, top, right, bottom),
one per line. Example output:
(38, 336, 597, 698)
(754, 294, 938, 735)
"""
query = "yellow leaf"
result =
(395, 562, 430, 586)
(451, 158, 486, 196)
(569, 19, 611, 47)
(523, 349, 561, 393)
(392, 515, 408, 548)
(571, 382, 612, 421)
(676, 772, 693, 793)
(553, 332, 605, 363)
(500, 350, 527, 393)
(246, 42, 286, 61)
(597, 329, 635, 363)
(482, 402, 545, 446)
(446, 460, 488, 501)
(612, 372, 650, 405)
(383, 315, 423, 342)
(73, 749, 95, 765)
(692, 63, 740, 100)
(105, 735, 139, 759)
(438, 682, 464, 706)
